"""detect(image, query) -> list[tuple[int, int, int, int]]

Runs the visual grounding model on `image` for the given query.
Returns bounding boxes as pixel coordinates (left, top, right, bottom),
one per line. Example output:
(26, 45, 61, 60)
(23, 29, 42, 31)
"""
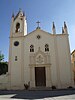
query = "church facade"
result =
(8, 10, 74, 90)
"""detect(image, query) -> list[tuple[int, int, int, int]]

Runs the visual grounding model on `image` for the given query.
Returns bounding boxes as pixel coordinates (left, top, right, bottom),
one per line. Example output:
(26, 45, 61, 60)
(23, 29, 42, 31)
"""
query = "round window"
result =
(14, 41, 19, 46)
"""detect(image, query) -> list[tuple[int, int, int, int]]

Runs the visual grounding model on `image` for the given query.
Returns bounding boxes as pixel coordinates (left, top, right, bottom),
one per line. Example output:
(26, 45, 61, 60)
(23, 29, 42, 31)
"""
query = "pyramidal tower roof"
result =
(12, 9, 25, 20)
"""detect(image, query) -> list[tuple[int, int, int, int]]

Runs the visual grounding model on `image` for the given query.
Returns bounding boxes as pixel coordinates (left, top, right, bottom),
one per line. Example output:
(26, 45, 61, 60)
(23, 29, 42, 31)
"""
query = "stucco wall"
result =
(9, 38, 24, 89)
(8, 29, 74, 89)
(0, 74, 8, 89)
(24, 29, 58, 87)
(57, 34, 73, 87)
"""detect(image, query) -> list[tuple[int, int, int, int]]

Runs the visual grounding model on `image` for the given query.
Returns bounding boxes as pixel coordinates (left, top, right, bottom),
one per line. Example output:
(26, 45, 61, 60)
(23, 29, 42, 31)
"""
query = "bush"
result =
(52, 86, 56, 89)
(24, 83, 29, 90)
(68, 86, 73, 89)
(0, 62, 8, 75)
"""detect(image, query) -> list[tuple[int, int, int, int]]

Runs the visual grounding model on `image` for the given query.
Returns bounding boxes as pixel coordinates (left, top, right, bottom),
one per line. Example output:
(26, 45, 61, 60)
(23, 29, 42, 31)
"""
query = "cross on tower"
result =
(36, 21, 40, 29)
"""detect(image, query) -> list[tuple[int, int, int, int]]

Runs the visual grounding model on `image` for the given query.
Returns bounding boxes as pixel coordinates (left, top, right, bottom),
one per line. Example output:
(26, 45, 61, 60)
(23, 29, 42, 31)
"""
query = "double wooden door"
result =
(35, 67, 46, 86)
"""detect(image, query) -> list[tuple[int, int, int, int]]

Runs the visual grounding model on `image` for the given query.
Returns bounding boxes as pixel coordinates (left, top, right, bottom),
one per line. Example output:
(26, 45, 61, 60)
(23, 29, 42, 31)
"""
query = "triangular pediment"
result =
(29, 28, 51, 35)
(25, 28, 51, 38)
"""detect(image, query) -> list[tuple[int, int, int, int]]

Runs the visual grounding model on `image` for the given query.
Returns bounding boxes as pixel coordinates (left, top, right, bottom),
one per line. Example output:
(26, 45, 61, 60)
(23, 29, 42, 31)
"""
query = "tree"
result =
(0, 51, 4, 62)
(0, 63, 8, 75)
(0, 51, 8, 75)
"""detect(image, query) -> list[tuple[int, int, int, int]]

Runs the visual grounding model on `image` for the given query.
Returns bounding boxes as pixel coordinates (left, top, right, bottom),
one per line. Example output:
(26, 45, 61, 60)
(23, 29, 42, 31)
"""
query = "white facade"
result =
(7, 10, 74, 90)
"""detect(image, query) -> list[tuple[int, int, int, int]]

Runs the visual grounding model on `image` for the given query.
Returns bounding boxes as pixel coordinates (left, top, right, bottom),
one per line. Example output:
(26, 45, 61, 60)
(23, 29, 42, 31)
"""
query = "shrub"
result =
(52, 86, 56, 89)
(68, 86, 73, 89)
(0, 62, 8, 75)
(24, 83, 29, 90)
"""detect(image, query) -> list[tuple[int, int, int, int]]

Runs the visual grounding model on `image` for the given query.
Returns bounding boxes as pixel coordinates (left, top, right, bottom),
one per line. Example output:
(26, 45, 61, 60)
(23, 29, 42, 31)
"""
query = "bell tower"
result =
(10, 9, 27, 37)
(8, 9, 27, 90)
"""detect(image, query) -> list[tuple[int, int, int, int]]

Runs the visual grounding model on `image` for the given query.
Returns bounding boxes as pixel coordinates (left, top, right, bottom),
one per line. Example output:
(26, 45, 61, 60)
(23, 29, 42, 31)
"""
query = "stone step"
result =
(29, 87, 52, 91)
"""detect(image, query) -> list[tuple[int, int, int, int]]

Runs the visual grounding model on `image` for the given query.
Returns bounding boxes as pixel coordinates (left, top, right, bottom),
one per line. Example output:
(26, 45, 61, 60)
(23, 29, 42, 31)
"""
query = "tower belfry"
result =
(10, 9, 27, 37)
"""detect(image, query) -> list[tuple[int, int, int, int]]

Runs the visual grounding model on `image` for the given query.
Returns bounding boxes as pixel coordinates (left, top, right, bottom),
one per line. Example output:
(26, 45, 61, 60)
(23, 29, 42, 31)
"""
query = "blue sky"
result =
(0, 0, 75, 61)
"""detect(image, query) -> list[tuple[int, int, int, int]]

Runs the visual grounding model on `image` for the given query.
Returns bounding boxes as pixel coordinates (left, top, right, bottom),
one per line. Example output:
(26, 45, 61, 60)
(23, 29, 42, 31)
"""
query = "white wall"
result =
(8, 28, 74, 89)
(0, 74, 8, 89)
(24, 29, 58, 86)
(57, 34, 73, 87)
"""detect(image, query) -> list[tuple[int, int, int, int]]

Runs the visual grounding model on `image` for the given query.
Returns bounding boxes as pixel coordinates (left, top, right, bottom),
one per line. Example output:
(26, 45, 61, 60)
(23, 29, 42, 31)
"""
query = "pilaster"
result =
(54, 35, 61, 88)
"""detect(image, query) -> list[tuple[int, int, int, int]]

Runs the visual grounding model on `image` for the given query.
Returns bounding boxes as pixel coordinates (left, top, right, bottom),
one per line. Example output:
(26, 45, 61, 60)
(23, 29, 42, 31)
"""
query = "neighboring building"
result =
(4, 10, 74, 90)
(71, 50, 75, 83)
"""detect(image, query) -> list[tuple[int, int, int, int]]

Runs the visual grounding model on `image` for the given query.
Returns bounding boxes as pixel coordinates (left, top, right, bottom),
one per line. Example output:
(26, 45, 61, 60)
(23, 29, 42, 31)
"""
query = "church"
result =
(8, 10, 74, 90)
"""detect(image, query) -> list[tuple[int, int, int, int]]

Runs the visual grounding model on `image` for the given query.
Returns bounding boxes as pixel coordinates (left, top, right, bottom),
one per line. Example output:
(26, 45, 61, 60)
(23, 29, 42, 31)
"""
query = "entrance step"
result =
(29, 87, 51, 91)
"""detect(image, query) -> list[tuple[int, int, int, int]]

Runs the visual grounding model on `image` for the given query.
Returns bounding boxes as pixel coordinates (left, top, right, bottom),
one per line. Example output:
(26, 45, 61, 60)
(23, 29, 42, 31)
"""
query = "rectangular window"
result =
(45, 48, 49, 52)
(45, 44, 49, 52)
(30, 45, 34, 52)
(15, 56, 17, 61)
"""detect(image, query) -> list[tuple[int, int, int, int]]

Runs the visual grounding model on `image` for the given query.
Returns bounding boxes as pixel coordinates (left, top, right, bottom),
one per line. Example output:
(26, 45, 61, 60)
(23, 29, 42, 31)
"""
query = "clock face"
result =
(14, 41, 19, 46)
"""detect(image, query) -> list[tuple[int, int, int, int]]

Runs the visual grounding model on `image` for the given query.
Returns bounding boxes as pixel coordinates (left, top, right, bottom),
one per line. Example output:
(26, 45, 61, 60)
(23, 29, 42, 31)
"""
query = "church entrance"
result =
(35, 67, 46, 86)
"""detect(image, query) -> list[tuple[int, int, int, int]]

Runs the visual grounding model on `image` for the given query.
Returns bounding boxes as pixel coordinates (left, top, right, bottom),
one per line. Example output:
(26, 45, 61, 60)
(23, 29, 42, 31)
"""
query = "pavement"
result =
(0, 89, 75, 99)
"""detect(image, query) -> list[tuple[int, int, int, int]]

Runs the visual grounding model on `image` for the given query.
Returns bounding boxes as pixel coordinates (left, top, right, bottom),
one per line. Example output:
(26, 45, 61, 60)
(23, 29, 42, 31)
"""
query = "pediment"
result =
(26, 28, 51, 38)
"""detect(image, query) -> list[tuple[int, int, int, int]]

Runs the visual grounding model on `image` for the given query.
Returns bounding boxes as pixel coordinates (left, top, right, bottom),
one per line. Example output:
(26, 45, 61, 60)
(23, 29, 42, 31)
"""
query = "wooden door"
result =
(35, 67, 46, 86)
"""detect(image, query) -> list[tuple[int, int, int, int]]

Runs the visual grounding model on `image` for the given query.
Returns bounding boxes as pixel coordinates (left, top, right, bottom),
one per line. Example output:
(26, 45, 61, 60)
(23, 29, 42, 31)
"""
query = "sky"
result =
(0, 0, 75, 61)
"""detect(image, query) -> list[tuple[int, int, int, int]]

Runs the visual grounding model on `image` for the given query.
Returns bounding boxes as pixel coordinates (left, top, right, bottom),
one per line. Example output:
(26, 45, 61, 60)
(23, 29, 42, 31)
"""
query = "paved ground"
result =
(0, 89, 75, 99)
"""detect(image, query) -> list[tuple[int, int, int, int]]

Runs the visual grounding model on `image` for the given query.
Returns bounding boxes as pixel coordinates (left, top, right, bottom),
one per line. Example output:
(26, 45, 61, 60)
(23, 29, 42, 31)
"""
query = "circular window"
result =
(14, 41, 19, 46)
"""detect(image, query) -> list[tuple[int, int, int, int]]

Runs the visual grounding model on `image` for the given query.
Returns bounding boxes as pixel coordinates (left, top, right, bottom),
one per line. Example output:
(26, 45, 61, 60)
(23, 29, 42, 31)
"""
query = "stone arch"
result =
(15, 22, 20, 32)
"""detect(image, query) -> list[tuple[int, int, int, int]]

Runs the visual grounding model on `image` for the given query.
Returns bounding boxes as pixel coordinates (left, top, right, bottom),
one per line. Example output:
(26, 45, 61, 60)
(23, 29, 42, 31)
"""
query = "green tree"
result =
(0, 52, 8, 75)
(0, 63, 8, 75)
(0, 51, 4, 62)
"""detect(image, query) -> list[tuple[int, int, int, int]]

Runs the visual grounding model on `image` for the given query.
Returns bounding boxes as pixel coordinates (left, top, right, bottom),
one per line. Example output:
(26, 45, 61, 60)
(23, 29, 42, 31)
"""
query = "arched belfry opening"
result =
(15, 22, 20, 32)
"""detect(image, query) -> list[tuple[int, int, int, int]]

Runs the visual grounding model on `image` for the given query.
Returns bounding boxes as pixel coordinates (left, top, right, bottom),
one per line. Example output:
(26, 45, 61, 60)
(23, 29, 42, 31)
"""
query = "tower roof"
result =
(14, 9, 25, 20)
